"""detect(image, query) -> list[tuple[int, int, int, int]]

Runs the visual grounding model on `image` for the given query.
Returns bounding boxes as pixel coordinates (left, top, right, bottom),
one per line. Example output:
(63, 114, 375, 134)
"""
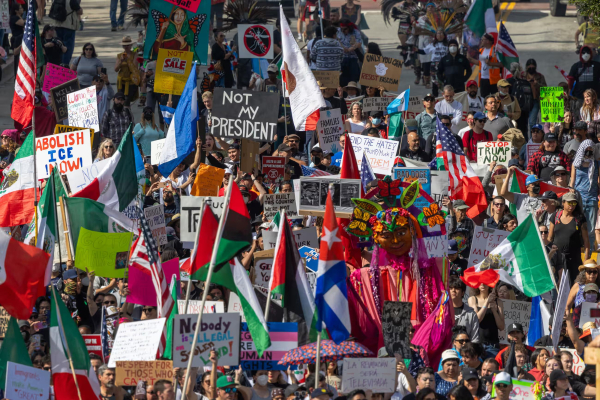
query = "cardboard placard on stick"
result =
(115, 360, 174, 386)
(342, 358, 396, 393)
(382, 301, 413, 360)
(43, 63, 78, 93)
(312, 70, 339, 88)
(298, 177, 361, 217)
(191, 163, 225, 196)
(241, 139, 260, 173)
(50, 78, 80, 122)
(317, 109, 344, 154)
(154, 49, 194, 95)
(359, 53, 402, 92)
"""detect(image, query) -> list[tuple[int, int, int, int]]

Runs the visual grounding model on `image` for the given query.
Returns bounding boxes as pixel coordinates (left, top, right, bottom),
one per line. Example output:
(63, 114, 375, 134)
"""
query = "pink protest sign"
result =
(164, 0, 201, 14)
(43, 63, 78, 93)
(127, 257, 180, 306)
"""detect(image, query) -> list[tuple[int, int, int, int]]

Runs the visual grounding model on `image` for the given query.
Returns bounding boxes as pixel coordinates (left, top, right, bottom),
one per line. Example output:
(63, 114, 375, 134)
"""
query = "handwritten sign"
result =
(363, 97, 393, 113)
(342, 358, 396, 393)
(154, 49, 194, 95)
(348, 134, 399, 175)
(498, 300, 531, 344)
(55, 124, 97, 151)
(263, 193, 297, 219)
(108, 318, 166, 367)
(228, 292, 246, 323)
(144, 204, 167, 246)
(468, 226, 510, 267)
(115, 360, 174, 386)
(540, 87, 564, 123)
(82, 334, 103, 358)
(191, 163, 225, 196)
(177, 300, 225, 314)
(5, 362, 51, 400)
(404, 96, 423, 120)
(359, 53, 402, 92)
(43, 63, 78, 93)
(0, 307, 9, 339)
(35, 130, 93, 179)
(67, 86, 100, 132)
(423, 234, 448, 258)
(252, 257, 272, 295)
(241, 322, 298, 370)
(262, 156, 286, 183)
(490, 379, 535, 400)
(66, 158, 110, 192)
(172, 313, 240, 368)
(74, 228, 132, 278)
(476, 141, 511, 167)
(181, 196, 225, 242)
(50, 78, 80, 122)
(263, 226, 319, 250)
(317, 109, 344, 154)
(150, 138, 166, 165)
(312, 71, 339, 89)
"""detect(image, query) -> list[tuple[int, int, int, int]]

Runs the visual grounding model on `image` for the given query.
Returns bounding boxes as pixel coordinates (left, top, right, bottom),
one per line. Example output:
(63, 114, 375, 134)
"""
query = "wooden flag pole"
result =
(59, 196, 73, 262)
(51, 165, 64, 270)
(314, 332, 322, 390)
(264, 209, 286, 320)
(183, 198, 208, 314)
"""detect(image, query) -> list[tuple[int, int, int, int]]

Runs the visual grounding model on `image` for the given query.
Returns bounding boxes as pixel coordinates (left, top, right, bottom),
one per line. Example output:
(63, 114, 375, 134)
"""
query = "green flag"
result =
(388, 112, 404, 140)
(163, 280, 179, 360)
(0, 317, 34, 390)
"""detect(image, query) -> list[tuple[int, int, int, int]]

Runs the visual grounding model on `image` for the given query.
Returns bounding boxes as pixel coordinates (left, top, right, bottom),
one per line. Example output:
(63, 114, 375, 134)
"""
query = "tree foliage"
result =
(569, 0, 600, 28)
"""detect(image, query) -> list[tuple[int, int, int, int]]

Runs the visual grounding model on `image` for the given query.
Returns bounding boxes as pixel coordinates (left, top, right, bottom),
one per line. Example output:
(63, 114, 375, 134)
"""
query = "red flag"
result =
(461, 267, 500, 289)
(338, 138, 363, 269)
(181, 204, 219, 277)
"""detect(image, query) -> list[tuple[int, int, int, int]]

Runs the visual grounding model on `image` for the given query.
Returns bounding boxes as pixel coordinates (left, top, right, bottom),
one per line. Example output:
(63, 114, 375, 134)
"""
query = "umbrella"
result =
(278, 340, 374, 366)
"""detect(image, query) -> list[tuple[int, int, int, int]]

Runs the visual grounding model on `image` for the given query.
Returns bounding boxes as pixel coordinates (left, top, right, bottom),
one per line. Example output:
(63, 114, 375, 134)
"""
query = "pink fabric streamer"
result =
(127, 257, 180, 306)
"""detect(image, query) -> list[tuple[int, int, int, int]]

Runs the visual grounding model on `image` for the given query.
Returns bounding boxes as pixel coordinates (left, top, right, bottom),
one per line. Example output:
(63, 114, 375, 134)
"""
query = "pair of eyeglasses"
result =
(43, 366, 51, 371)
(148, 391, 156, 394)
(1, 136, 10, 140)
(142, 308, 156, 314)
(493, 202, 504, 207)
(475, 119, 486, 123)
(455, 339, 470, 344)
(85, 47, 93, 51)
(33, 360, 43, 366)
(443, 123, 452, 127)
(288, 139, 299, 143)
(555, 172, 567, 177)
(586, 270, 599, 275)
(539, 230, 548, 234)
(566, 201, 578, 206)
(221, 388, 237, 393)
(496, 384, 509, 389)
(103, 300, 116, 305)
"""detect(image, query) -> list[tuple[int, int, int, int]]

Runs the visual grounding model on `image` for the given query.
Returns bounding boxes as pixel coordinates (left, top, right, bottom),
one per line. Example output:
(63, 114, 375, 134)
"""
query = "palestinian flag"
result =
(71, 126, 137, 212)
(508, 168, 569, 215)
(0, 132, 36, 227)
(269, 212, 319, 345)
(163, 279, 178, 360)
(50, 286, 101, 400)
(0, 317, 33, 390)
(181, 203, 219, 278)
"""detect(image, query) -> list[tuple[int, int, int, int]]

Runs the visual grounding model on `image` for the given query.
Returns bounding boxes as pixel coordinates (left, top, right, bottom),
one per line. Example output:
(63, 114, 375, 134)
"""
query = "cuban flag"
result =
(387, 88, 410, 115)
(158, 62, 198, 177)
(159, 105, 175, 125)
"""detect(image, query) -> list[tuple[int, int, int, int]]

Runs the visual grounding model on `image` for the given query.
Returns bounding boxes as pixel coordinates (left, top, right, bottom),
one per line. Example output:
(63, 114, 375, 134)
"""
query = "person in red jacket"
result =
(462, 111, 493, 162)
(495, 323, 535, 368)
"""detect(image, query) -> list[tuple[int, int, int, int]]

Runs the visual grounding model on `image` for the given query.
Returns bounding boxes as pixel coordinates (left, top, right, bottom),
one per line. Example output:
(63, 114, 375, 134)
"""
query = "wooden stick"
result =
(59, 196, 73, 262)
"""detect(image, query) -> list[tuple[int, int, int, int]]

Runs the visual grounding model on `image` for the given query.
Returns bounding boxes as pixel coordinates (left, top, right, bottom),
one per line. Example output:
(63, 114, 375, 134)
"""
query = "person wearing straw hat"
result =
(567, 260, 599, 327)
(115, 35, 140, 107)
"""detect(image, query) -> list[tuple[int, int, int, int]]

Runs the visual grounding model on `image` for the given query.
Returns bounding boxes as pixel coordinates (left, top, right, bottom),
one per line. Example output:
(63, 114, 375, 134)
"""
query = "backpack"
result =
(49, 0, 68, 22)
(512, 78, 534, 113)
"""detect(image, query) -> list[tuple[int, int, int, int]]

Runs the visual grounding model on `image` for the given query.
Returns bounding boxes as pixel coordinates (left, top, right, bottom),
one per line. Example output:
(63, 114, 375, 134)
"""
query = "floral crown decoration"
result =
(371, 208, 410, 236)
(346, 199, 423, 239)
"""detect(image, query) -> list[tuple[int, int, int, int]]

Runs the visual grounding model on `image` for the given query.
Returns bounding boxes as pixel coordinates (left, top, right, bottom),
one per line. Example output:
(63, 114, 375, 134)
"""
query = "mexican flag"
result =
(0, 132, 36, 227)
(508, 168, 570, 215)
(50, 286, 101, 400)
(471, 214, 555, 297)
(0, 317, 33, 390)
(71, 126, 137, 212)
(464, 0, 498, 40)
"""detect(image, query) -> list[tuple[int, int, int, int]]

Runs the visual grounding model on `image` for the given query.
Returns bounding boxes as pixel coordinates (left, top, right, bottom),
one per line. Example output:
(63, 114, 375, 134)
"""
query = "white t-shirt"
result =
(479, 47, 492, 79)
(468, 95, 485, 113)
(513, 192, 542, 224)
(458, 125, 471, 139)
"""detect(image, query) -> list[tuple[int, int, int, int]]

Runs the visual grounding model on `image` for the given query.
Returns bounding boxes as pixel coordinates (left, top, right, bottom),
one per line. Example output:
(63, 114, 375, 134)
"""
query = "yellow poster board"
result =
(54, 124, 96, 150)
(154, 49, 194, 96)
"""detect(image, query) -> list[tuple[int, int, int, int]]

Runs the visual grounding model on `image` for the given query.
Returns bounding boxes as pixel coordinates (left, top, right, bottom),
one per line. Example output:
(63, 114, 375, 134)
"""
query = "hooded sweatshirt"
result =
(568, 45, 600, 99)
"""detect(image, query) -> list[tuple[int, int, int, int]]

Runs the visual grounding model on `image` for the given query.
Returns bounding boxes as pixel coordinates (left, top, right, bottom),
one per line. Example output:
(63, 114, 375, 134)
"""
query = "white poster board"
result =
(144, 204, 168, 246)
(5, 362, 51, 400)
(263, 226, 319, 250)
(579, 302, 600, 328)
(177, 300, 225, 314)
(476, 141, 511, 167)
(347, 134, 399, 175)
(67, 86, 100, 131)
(263, 193, 298, 220)
(423, 234, 448, 258)
(341, 358, 396, 393)
(35, 130, 93, 179)
(467, 226, 511, 267)
(108, 318, 166, 367)
(498, 300, 532, 344)
(151, 138, 167, 165)
(253, 258, 272, 295)
(237, 24, 274, 59)
(66, 158, 110, 192)
(317, 108, 344, 154)
(227, 292, 246, 322)
(180, 196, 226, 242)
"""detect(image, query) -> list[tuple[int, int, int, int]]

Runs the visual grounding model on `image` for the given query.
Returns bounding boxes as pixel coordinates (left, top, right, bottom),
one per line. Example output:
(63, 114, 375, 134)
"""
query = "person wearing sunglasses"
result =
(95, 138, 117, 162)
(146, 384, 159, 400)
(566, 259, 599, 330)
(462, 111, 492, 162)
(527, 132, 570, 183)
(538, 191, 559, 229)
(482, 95, 512, 141)
(216, 375, 239, 400)
(492, 372, 513, 400)
(70, 43, 103, 88)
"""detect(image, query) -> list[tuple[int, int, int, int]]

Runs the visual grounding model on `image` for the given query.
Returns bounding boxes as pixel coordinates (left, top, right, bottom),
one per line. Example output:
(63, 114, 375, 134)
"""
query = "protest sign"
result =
(5, 362, 51, 400)
(172, 313, 240, 368)
(526, 143, 540, 165)
(143, 0, 210, 64)
(67, 86, 100, 132)
(476, 141, 511, 167)
(55, 124, 97, 151)
(467, 227, 511, 267)
(0, 0, 8, 30)
(66, 158, 110, 192)
(228, 292, 246, 323)
(348, 134, 399, 176)
(108, 318, 166, 367)
(431, 170, 450, 206)
(0, 307, 9, 338)
(181, 196, 225, 242)
(74, 228, 133, 278)
(151, 138, 166, 165)
(382, 302, 413, 359)
(363, 97, 393, 113)
(211, 89, 279, 142)
(191, 163, 225, 196)
(238, 24, 274, 59)
(298, 177, 361, 217)
(35, 130, 93, 179)
(359, 53, 402, 92)
(177, 300, 225, 314)
(393, 168, 432, 210)
(129, 258, 180, 306)
(552, 272, 570, 351)
(490, 379, 535, 400)
(115, 360, 174, 386)
(241, 322, 298, 370)
(262, 156, 286, 183)
(299, 246, 319, 272)
(498, 300, 532, 344)
(240, 139, 260, 173)
(342, 358, 396, 393)
(252, 257, 272, 295)
(263, 226, 319, 250)
(154, 49, 194, 95)
(43, 63, 78, 93)
(263, 193, 298, 219)
(82, 334, 103, 358)
(317, 109, 344, 154)
(579, 302, 600, 329)
(144, 204, 167, 246)
(404, 96, 423, 120)
(50, 78, 80, 121)
(423, 235, 448, 258)
(540, 87, 565, 123)
(312, 71, 339, 88)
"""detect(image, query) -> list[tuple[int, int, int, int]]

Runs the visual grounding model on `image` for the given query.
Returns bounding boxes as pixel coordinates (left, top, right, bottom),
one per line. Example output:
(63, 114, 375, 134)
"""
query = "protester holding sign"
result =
(461, 112, 493, 162)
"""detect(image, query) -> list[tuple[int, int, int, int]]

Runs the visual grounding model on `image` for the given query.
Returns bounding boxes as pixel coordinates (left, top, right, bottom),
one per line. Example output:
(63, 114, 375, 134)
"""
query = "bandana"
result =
(573, 139, 595, 185)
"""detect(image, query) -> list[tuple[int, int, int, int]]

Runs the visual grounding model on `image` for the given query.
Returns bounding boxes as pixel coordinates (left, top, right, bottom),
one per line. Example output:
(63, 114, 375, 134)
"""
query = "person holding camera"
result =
(41, 25, 67, 66)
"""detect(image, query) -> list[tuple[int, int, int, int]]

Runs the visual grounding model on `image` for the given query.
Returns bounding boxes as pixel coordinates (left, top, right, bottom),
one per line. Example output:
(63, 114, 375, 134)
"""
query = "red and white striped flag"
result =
(129, 206, 174, 356)
(11, 0, 37, 127)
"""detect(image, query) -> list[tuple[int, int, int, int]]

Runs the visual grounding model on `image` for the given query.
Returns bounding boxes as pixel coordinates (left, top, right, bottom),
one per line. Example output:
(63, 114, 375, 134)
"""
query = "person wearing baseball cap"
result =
(415, 93, 438, 142)
(564, 120, 590, 157)
(493, 372, 513, 400)
(437, 39, 472, 93)
(447, 200, 474, 253)
(447, 239, 467, 277)
(465, 80, 485, 113)
(501, 165, 544, 224)
(496, 79, 521, 121)
(526, 130, 570, 182)
(548, 369, 578, 399)
(462, 110, 493, 162)
(494, 323, 535, 368)
(460, 367, 487, 399)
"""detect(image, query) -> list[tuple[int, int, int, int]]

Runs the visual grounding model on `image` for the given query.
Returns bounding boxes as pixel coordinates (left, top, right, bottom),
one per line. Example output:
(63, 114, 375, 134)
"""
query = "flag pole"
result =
(531, 215, 558, 291)
(264, 209, 285, 320)
(51, 165, 64, 271)
(314, 331, 322, 390)
(181, 175, 235, 397)
(59, 196, 74, 262)
(51, 285, 83, 400)
(184, 198, 208, 314)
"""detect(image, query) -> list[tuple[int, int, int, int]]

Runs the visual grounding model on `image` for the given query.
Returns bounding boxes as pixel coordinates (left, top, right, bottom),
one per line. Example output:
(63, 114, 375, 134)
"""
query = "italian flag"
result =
(508, 168, 569, 215)
(163, 278, 178, 360)
(71, 126, 137, 212)
(464, 0, 498, 41)
(470, 214, 555, 297)
(50, 286, 101, 400)
(0, 132, 36, 227)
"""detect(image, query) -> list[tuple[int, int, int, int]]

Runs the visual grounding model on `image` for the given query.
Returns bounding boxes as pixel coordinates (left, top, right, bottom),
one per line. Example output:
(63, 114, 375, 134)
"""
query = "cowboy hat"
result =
(579, 259, 599, 271)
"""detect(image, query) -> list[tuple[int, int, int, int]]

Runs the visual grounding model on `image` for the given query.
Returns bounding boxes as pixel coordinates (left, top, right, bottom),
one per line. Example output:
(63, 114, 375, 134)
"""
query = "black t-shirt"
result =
(9, 15, 24, 48)
(246, 199, 263, 221)
(287, 159, 302, 180)
(539, 150, 562, 182)
(43, 37, 64, 66)
(534, 334, 574, 348)
(454, 305, 464, 319)
(449, 258, 468, 277)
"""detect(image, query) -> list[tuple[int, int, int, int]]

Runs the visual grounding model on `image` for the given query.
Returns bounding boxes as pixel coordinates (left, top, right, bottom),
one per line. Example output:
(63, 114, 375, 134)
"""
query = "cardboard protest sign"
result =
(263, 193, 298, 219)
(363, 97, 393, 113)
(348, 134, 399, 176)
(128, 258, 180, 306)
(151, 138, 166, 165)
(211, 89, 279, 142)
(393, 168, 432, 211)
(172, 313, 240, 368)
(312, 71, 339, 89)
(467, 226, 510, 267)
(540, 87, 565, 123)
(43, 63, 78, 93)
(144, 0, 210, 64)
(108, 318, 166, 367)
(342, 358, 396, 393)
(238, 24, 274, 59)
(299, 246, 319, 272)
(423, 234, 448, 258)
(476, 141, 511, 167)
(252, 257, 272, 295)
(579, 302, 600, 329)
(5, 362, 51, 400)
(55, 124, 97, 151)
(82, 334, 103, 358)
(177, 300, 225, 314)
(181, 196, 226, 242)
(298, 177, 361, 217)
(115, 360, 174, 386)
(0, 0, 8, 30)
(317, 109, 344, 154)
(144, 204, 168, 245)
(0, 307, 9, 339)
(404, 96, 423, 120)
(74, 228, 133, 278)
(50, 78, 80, 121)
(490, 379, 535, 400)
(359, 53, 402, 92)
(66, 158, 110, 192)
(191, 163, 225, 196)
(67, 87, 100, 132)
(498, 300, 532, 344)
(526, 143, 540, 164)
(262, 156, 286, 183)
(240, 139, 260, 173)
(35, 130, 93, 179)
(263, 226, 319, 250)
(241, 322, 298, 370)
(382, 302, 413, 359)
(228, 292, 246, 323)
(154, 49, 194, 95)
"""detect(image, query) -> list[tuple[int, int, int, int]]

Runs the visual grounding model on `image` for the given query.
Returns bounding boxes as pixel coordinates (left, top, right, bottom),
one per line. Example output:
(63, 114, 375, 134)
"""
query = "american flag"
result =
(100, 306, 110, 362)
(301, 165, 331, 177)
(129, 206, 174, 356)
(497, 22, 518, 59)
(11, 0, 37, 126)
(360, 153, 375, 192)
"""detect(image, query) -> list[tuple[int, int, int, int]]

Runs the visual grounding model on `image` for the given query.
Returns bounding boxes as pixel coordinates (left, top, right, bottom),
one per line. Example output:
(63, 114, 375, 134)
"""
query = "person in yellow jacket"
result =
(467, 33, 504, 97)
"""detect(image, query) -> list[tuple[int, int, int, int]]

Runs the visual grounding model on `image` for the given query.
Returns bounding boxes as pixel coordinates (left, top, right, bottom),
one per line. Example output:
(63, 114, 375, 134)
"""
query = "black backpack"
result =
(512, 78, 534, 113)
(49, 0, 68, 22)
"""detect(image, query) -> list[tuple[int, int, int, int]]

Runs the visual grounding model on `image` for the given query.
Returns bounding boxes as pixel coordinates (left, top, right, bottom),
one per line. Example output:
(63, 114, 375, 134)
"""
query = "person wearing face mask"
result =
(309, 146, 327, 170)
(436, 39, 472, 94)
(518, 59, 547, 131)
(495, 80, 521, 121)
(570, 139, 599, 243)
(236, 370, 272, 400)
(134, 106, 165, 156)
(568, 46, 600, 105)
(500, 169, 543, 224)
(527, 133, 570, 182)
(368, 112, 388, 138)
(101, 91, 134, 146)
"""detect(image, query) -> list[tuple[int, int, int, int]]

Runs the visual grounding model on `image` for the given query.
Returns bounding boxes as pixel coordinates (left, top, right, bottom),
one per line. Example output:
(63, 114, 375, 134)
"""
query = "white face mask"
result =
(582, 53, 591, 62)
(256, 375, 269, 386)
(449, 46, 458, 54)
(499, 88, 508, 95)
